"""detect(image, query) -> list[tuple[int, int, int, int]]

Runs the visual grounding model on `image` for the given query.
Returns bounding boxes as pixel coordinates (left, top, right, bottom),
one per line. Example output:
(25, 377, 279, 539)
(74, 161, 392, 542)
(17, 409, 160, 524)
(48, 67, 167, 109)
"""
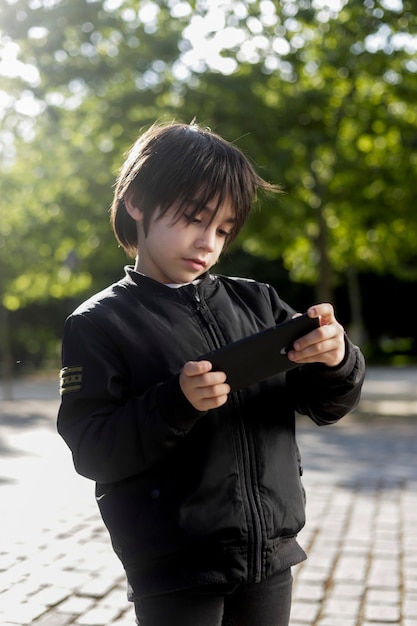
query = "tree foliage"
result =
(1, 0, 416, 368)
(174, 1, 417, 297)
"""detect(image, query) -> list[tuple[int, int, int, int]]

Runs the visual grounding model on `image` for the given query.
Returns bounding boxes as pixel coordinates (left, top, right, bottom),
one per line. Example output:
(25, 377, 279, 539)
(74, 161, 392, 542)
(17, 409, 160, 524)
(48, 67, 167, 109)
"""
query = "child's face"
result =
(135, 198, 236, 284)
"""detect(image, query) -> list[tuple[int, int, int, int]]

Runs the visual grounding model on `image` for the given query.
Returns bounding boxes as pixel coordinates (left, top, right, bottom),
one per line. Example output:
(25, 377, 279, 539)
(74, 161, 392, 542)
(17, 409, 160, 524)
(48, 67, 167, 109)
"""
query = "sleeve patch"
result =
(60, 366, 83, 395)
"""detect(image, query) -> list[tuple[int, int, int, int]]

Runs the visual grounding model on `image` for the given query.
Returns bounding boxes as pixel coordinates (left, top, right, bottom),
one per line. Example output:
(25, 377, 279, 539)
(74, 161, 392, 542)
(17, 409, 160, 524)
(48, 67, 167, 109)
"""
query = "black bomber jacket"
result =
(57, 267, 365, 597)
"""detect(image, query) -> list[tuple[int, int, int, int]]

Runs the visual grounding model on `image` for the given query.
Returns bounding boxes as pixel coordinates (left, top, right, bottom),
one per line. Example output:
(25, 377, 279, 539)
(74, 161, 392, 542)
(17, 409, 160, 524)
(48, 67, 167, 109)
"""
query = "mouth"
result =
(184, 258, 207, 271)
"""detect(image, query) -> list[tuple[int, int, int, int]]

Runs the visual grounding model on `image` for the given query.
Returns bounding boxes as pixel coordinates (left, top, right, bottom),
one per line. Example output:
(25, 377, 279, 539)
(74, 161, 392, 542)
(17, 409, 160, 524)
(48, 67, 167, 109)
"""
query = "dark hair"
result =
(110, 121, 281, 257)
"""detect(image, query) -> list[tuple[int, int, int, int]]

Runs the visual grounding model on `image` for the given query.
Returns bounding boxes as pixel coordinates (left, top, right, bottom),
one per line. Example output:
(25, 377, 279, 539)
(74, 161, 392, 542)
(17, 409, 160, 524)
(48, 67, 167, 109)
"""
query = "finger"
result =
(182, 360, 213, 377)
(307, 303, 335, 325)
(195, 393, 230, 411)
(292, 322, 329, 353)
(181, 368, 228, 401)
(289, 327, 345, 366)
(290, 322, 337, 355)
(190, 381, 231, 411)
(199, 381, 230, 399)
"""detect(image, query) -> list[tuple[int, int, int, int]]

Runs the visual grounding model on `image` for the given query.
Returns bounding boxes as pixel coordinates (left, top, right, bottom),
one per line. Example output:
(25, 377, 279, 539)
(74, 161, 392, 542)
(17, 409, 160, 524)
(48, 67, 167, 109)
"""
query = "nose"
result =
(195, 228, 216, 252)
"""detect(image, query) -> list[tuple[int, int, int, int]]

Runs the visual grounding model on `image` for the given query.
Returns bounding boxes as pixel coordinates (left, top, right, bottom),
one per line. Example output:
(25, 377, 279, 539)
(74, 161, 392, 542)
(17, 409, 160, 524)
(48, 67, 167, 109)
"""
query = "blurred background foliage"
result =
(0, 0, 416, 385)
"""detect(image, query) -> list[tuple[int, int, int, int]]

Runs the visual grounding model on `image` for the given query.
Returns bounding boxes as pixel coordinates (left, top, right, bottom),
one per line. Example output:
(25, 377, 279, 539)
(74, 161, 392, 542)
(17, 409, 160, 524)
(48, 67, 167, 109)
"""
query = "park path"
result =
(0, 366, 416, 625)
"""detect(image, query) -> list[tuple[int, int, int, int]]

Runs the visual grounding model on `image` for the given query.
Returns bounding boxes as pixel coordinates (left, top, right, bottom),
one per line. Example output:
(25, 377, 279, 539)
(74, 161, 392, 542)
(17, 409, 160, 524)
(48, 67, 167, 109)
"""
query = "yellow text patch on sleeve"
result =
(60, 366, 83, 395)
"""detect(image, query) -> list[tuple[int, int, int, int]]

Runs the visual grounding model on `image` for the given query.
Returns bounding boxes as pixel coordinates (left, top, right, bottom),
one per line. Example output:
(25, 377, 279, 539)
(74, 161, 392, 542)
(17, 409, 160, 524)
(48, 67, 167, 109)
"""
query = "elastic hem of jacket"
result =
(124, 536, 307, 599)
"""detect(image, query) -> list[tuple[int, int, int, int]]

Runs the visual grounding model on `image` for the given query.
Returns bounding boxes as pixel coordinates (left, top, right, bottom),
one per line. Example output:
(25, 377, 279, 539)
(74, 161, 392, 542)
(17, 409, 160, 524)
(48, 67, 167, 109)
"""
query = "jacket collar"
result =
(122, 266, 217, 299)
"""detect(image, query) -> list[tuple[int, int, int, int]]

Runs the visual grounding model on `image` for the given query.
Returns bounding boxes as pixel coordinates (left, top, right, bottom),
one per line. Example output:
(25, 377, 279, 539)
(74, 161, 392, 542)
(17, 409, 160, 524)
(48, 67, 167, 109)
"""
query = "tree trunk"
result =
(0, 305, 13, 400)
(346, 265, 367, 346)
(315, 202, 333, 304)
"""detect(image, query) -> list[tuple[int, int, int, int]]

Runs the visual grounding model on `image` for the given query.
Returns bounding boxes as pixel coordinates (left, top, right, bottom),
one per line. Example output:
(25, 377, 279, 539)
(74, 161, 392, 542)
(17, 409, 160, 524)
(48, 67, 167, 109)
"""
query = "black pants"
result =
(133, 568, 293, 626)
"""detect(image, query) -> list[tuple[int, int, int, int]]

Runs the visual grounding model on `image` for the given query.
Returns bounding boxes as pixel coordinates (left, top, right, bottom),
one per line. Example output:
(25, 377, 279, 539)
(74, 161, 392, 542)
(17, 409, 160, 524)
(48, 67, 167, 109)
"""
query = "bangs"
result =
(150, 126, 255, 242)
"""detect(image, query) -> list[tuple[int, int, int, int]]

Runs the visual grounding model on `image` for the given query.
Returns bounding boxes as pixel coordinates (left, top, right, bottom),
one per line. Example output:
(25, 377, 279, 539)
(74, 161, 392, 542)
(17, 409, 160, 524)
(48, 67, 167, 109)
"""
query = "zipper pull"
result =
(193, 286, 203, 310)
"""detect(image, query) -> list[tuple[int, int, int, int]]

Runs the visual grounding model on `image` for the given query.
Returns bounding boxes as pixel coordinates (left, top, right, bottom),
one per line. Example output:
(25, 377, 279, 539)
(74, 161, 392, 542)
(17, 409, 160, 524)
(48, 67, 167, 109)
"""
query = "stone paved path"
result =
(0, 367, 416, 625)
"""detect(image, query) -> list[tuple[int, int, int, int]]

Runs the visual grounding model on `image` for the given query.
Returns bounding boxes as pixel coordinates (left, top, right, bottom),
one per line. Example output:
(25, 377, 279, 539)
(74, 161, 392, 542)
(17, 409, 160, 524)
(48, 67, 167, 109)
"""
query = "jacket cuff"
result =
(155, 374, 206, 433)
(307, 335, 361, 380)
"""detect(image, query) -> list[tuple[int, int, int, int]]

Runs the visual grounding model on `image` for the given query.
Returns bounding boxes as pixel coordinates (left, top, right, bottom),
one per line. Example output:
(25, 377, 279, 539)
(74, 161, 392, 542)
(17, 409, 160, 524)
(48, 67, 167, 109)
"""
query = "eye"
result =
(218, 228, 231, 238)
(184, 213, 203, 224)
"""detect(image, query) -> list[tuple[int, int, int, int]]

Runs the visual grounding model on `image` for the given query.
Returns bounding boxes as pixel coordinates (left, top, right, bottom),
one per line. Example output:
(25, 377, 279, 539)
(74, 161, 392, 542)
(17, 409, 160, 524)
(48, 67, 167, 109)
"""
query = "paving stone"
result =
(367, 557, 400, 588)
(0, 601, 48, 625)
(289, 601, 320, 623)
(56, 595, 95, 615)
(366, 588, 400, 605)
(29, 585, 71, 607)
(74, 605, 123, 625)
(32, 612, 75, 626)
(294, 564, 331, 586)
(1, 368, 417, 626)
(326, 582, 364, 600)
(101, 585, 129, 608)
(403, 596, 417, 619)
(321, 596, 362, 619)
(364, 602, 401, 622)
(292, 582, 325, 602)
(78, 575, 119, 599)
(332, 554, 368, 584)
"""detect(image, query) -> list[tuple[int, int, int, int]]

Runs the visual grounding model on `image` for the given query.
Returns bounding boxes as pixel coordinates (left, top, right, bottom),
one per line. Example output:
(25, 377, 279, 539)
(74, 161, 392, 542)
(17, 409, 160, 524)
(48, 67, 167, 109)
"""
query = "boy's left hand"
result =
(287, 303, 345, 368)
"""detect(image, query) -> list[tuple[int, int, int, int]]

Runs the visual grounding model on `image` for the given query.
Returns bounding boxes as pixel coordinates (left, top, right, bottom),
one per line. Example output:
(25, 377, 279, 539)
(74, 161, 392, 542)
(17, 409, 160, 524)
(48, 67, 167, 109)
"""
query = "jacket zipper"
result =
(238, 419, 264, 582)
(193, 288, 223, 348)
(193, 286, 264, 582)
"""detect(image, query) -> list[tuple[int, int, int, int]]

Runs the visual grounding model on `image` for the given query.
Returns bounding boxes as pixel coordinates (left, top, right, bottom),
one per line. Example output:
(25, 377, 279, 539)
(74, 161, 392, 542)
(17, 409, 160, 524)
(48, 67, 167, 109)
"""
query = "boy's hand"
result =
(180, 360, 230, 411)
(287, 303, 345, 368)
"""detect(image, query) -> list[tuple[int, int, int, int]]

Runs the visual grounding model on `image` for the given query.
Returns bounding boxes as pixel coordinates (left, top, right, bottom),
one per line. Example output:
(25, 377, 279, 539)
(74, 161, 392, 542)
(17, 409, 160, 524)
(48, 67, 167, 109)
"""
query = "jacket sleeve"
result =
(57, 313, 205, 484)
(287, 336, 366, 425)
(264, 283, 366, 424)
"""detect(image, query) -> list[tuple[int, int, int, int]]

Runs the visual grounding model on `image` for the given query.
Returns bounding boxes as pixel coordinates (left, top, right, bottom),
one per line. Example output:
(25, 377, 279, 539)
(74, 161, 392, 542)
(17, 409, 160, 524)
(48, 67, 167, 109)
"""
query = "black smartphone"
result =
(199, 313, 320, 392)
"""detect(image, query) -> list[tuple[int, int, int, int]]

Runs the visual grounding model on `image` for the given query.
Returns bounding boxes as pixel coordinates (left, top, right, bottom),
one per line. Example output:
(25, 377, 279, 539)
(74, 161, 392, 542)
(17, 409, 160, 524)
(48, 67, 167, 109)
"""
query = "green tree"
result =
(0, 0, 189, 306)
(0, 0, 188, 387)
(1, 0, 416, 377)
(173, 0, 417, 341)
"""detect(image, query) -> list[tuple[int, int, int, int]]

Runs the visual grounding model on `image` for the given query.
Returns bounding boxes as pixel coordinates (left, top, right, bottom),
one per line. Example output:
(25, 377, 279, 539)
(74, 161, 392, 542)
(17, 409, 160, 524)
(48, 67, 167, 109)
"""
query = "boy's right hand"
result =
(180, 360, 230, 411)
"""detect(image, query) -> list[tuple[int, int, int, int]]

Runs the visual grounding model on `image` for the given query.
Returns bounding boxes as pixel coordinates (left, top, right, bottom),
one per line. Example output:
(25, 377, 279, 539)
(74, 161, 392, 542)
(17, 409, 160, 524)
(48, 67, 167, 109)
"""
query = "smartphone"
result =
(199, 313, 320, 392)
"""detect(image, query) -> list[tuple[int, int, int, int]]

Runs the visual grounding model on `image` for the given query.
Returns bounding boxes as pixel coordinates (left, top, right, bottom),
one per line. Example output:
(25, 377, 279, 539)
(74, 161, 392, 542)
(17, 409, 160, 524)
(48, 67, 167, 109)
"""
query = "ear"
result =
(124, 194, 143, 223)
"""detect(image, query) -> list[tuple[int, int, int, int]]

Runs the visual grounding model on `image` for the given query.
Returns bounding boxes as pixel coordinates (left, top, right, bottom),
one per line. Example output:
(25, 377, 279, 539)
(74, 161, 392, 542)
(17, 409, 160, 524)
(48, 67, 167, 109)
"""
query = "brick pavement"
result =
(0, 367, 416, 625)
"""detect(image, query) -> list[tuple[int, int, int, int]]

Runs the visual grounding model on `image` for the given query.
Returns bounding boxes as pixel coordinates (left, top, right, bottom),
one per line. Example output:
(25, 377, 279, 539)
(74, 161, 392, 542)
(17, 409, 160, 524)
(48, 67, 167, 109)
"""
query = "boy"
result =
(58, 122, 365, 626)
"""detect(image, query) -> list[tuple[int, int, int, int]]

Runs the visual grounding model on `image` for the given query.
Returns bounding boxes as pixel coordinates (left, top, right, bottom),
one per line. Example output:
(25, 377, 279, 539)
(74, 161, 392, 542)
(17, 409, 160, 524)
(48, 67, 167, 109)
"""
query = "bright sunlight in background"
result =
(0, 41, 42, 116)
(0, 0, 412, 122)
